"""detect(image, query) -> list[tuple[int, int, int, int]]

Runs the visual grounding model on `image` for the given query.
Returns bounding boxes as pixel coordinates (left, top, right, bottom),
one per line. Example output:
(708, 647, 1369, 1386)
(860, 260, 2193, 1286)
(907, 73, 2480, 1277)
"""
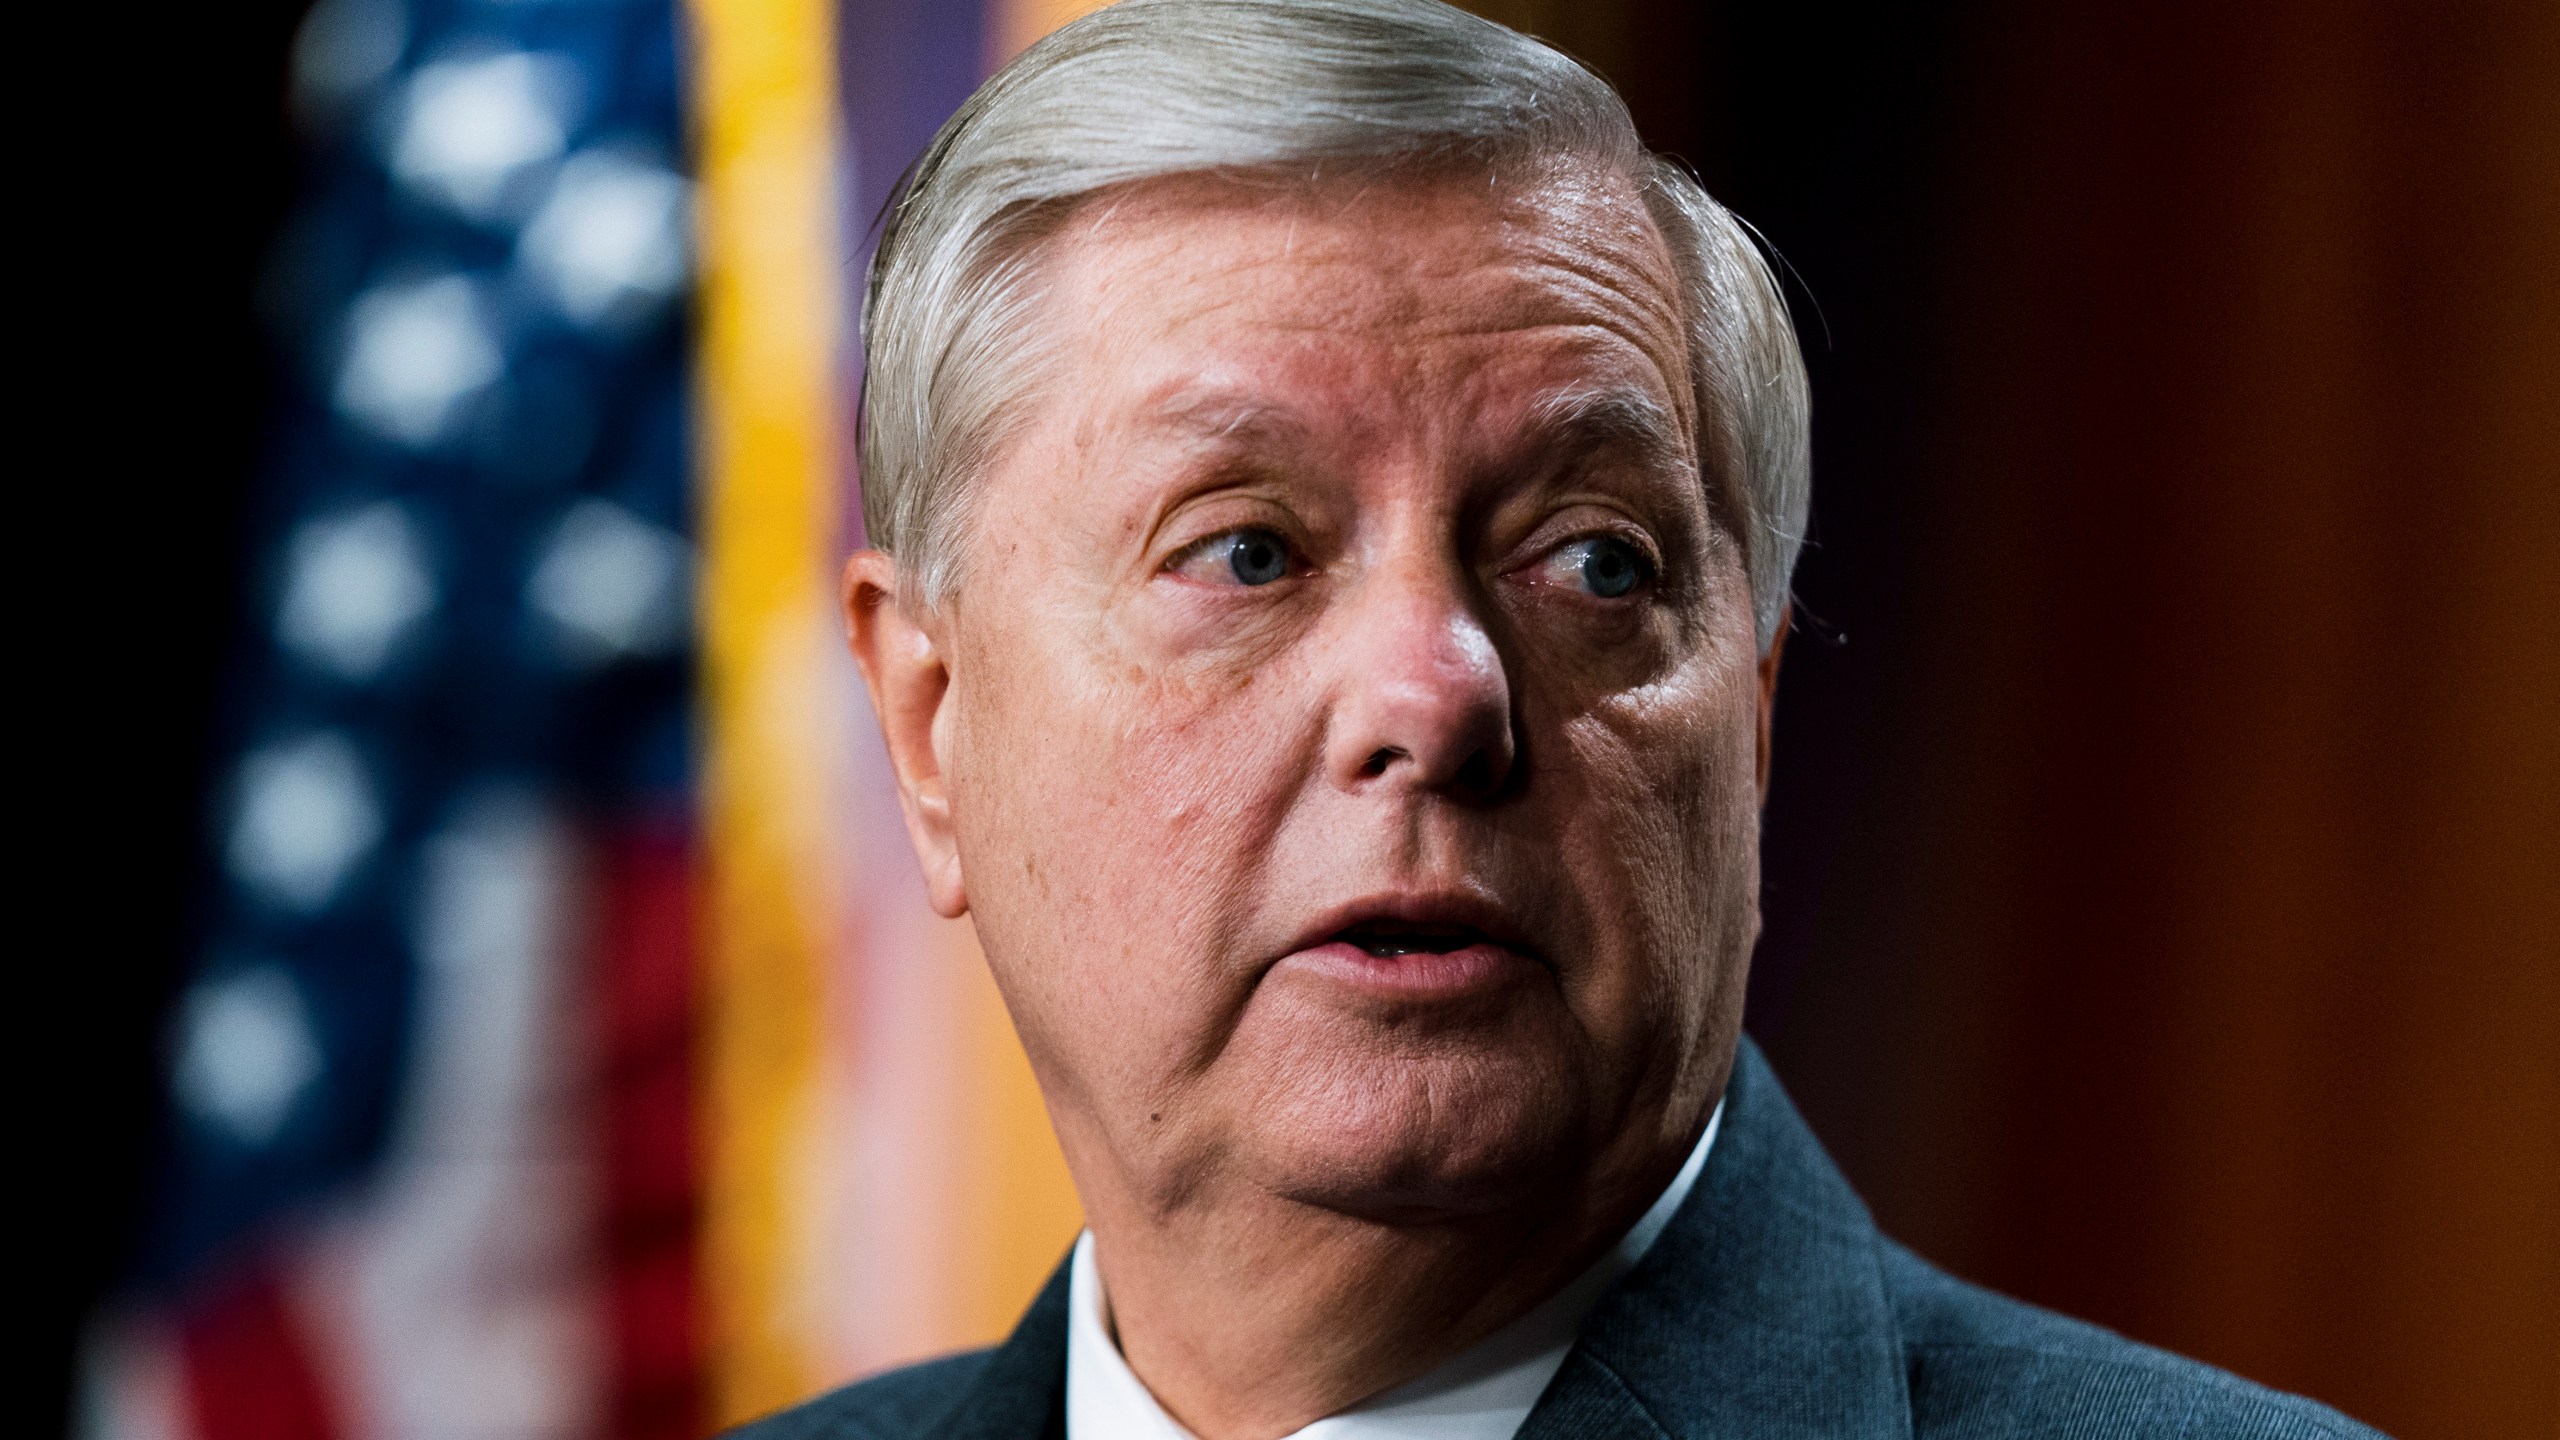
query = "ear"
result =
(1754, 607, 1789, 806)
(843, 549, 969, 918)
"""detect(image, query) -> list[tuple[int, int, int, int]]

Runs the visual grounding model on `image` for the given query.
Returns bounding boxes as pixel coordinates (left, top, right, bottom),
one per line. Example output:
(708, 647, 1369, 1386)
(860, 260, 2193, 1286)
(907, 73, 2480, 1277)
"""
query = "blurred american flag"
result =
(76, 2, 1101, 1437)
(84, 0, 698, 1434)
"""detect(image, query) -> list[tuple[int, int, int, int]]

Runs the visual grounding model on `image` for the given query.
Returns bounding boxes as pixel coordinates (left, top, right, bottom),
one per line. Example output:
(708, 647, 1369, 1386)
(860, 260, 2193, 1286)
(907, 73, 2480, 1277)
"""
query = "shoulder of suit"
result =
(720, 1349, 997, 1440)
(1876, 1240, 2391, 1438)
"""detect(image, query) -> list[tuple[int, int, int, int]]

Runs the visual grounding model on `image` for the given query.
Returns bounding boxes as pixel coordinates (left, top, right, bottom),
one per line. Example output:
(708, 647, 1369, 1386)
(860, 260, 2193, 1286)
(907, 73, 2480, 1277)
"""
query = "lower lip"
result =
(1278, 940, 1543, 1001)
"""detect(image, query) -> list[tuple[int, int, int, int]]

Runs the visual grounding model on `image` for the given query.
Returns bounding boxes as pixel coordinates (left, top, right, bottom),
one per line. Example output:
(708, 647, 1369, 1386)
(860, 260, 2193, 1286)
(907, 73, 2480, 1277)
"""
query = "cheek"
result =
(947, 624, 1319, 1084)
(1543, 628, 1764, 1015)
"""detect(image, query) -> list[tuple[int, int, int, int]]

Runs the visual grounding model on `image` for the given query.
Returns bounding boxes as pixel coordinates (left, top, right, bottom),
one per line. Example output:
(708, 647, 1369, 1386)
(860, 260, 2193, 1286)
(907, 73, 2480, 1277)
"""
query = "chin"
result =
(1242, 1032, 1592, 1224)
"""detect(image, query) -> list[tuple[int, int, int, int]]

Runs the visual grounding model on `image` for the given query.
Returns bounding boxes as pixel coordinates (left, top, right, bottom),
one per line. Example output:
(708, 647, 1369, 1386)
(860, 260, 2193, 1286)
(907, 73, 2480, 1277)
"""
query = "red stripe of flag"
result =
(595, 819, 704, 1440)
(178, 1263, 340, 1440)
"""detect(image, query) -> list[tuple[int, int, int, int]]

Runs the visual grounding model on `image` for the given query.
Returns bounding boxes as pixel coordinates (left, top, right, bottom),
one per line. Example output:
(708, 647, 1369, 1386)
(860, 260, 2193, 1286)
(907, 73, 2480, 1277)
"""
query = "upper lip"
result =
(1283, 889, 1549, 969)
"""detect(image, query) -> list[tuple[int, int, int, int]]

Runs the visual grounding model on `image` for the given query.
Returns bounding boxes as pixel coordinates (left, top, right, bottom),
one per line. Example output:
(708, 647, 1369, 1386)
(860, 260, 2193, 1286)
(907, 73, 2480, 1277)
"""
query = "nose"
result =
(1322, 559, 1517, 803)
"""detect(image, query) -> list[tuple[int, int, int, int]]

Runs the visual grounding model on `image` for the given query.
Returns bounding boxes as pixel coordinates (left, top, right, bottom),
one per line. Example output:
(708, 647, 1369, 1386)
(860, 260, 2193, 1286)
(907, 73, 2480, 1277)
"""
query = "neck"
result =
(1077, 1133, 1702, 1440)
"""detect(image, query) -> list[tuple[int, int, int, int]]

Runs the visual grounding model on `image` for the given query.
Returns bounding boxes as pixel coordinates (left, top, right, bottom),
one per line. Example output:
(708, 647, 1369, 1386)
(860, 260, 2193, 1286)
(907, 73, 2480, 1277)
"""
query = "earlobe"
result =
(842, 550, 970, 918)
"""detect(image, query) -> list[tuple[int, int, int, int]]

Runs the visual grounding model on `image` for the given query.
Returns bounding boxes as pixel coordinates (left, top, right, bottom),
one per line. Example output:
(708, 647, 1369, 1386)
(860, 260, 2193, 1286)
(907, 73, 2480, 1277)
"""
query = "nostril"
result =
(1455, 751, 1498, 796)
(1361, 746, 1402, 778)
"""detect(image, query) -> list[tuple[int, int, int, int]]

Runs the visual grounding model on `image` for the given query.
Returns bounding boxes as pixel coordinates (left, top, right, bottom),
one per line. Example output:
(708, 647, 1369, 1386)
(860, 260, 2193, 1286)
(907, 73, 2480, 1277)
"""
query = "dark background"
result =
(58, 2, 2557, 1436)
(48, 1, 319, 1433)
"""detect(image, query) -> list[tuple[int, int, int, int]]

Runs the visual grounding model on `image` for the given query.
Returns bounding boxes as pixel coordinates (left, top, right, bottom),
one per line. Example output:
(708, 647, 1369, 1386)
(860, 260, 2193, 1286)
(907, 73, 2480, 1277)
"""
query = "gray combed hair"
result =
(861, 0, 1810, 649)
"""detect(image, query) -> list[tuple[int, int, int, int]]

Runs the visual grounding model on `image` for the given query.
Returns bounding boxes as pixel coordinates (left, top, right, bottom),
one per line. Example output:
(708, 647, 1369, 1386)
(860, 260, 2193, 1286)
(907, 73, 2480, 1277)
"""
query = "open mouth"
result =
(1334, 920, 1498, 958)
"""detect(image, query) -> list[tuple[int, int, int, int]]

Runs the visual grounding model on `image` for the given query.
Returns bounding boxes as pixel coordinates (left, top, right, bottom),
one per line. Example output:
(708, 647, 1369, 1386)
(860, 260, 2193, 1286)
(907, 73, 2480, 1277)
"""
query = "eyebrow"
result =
(1144, 390, 1317, 451)
(1520, 387, 1690, 478)
(1137, 383, 1690, 480)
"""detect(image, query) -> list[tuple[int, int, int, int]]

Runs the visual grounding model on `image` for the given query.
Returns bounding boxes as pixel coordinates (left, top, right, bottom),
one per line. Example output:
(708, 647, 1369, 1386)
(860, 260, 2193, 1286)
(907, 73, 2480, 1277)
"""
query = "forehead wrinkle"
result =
(1048, 172, 1698, 485)
(1077, 175, 1677, 335)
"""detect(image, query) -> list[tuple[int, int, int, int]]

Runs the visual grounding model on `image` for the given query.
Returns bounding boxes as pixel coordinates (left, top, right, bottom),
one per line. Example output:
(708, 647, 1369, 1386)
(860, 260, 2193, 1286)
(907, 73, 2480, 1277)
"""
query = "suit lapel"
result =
(1516, 1347, 1676, 1438)
(938, 1261, 1072, 1440)
(1519, 1039, 1915, 1440)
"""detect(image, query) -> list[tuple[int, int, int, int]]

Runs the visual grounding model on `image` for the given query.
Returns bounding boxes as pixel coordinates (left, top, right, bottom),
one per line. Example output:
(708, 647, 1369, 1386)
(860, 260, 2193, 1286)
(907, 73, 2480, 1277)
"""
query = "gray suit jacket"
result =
(730, 1040, 2385, 1438)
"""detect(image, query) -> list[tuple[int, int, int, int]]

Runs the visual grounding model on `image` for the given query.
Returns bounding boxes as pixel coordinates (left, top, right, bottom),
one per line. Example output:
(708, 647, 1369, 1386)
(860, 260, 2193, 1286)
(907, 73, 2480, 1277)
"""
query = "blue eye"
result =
(1225, 528, 1291, 585)
(1571, 536, 1651, 598)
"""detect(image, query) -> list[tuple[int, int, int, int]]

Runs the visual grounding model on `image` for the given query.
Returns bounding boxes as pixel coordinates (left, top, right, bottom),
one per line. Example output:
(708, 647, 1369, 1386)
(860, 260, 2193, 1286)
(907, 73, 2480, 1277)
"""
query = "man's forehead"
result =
(1049, 163, 1683, 331)
(1039, 166, 1695, 452)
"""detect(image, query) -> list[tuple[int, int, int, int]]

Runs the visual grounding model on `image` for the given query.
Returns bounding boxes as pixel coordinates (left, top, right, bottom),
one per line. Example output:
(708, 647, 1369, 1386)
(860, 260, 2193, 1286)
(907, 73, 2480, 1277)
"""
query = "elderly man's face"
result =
(856, 165, 1775, 1229)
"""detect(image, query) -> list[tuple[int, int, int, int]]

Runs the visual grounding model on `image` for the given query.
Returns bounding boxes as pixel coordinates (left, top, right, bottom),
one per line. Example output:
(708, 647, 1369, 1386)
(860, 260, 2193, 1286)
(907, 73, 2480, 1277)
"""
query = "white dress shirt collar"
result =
(1066, 1100, 1722, 1440)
